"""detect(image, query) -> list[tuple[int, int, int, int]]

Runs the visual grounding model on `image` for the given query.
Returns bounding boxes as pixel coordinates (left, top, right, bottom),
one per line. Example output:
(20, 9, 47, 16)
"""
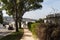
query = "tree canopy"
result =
(1, 0, 43, 16)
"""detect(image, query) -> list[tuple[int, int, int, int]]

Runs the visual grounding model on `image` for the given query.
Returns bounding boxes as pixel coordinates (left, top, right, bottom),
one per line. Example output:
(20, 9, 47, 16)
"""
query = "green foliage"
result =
(35, 19, 44, 23)
(28, 22, 33, 30)
(1, 0, 8, 4)
(31, 23, 40, 35)
(36, 23, 47, 40)
(1, 0, 43, 32)
(28, 21, 60, 40)
(28, 22, 40, 36)
(0, 29, 24, 40)
(1, 0, 43, 16)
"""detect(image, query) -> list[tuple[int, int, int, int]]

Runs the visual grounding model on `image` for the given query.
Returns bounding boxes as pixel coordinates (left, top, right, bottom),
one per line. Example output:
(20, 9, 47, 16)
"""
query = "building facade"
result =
(3, 17, 36, 28)
(45, 13, 60, 24)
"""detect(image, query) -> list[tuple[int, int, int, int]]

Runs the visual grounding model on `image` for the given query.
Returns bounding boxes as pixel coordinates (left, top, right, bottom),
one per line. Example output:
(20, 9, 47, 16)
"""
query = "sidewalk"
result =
(21, 29, 34, 40)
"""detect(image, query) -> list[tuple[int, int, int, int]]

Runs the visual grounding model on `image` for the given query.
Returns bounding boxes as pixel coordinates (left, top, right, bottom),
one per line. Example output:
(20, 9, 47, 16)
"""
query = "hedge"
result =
(28, 22, 60, 40)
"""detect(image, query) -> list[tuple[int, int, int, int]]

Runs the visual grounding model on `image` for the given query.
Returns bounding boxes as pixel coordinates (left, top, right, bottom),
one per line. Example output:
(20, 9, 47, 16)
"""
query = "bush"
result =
(28, 22, 33, 30)
(28, 22, 60, 40)
(50, 24, 60, 40)
(31, 23, 40, 35)
(38, 23, 60, 40)
(35, 23, 47, 40)
(28, 22, 40, 39)
(28, 22, 47, 40)
(46, 23, 59, 40)
(35, 19, 44, 23)
(36, 23, 60, 40)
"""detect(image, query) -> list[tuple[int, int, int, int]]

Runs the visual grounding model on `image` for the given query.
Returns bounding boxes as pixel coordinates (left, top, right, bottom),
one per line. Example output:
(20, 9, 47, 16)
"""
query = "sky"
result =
(2, 0, 60, 20)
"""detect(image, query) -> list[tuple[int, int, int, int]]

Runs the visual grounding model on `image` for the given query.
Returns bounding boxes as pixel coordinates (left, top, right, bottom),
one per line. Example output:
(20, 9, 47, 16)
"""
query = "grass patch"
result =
(0, 29, 24, 40)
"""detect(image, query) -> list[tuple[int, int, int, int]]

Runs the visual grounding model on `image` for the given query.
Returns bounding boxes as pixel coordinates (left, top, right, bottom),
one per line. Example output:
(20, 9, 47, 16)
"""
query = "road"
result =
(0, 25, 15, 39)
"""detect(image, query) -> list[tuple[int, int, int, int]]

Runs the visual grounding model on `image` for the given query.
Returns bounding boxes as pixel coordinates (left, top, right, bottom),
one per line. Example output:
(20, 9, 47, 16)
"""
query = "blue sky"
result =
(3, 0, 60, 20)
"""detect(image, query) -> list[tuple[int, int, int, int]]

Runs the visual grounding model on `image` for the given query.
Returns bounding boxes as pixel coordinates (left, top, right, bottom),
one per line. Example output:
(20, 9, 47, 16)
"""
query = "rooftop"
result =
(3, 17, 36, 22)
(46, 13, 60, 18)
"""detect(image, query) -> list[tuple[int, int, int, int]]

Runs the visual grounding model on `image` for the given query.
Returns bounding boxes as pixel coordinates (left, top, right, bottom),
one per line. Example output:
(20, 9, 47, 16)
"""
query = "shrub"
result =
(46, 23, 59, 40)
(35, 23, 47, 40)
(31, 23, 40, 35)
(35, 19, 44, 23)
(28, 22, 60, 40)
(31, 23, 60, 40)
(28, 22, 33, 30)
(28, 22, 47, 40)
(50, 25, 60, 40)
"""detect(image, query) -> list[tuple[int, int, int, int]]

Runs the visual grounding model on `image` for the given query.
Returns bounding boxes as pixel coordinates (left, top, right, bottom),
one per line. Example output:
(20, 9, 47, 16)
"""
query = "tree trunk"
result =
(15, 10, 19, 32)
(14, 0, 19, 32)
(0, 11, 3, 24)
(19, 17, 22, 29)
(19, 21, 21, 29)
(15, 19, 19, 32)
(12, 15, 19, 32)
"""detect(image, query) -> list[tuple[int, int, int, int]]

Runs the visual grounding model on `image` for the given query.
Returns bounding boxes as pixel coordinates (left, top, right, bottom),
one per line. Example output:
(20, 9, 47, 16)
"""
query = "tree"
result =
(36, 19, 44, 23)
(1, 0, 43, 32)
(0, 11, 3, 24)
(0, 2, 3, 24)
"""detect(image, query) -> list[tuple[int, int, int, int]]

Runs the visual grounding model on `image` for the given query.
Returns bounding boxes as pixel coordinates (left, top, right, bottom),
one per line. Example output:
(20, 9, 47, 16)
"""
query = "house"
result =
(3, 17, 36, 28)
(44, 13, 60, 24)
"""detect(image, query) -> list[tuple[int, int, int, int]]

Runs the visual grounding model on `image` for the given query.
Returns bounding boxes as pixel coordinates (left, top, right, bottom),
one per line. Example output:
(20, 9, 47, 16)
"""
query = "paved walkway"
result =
(21, 29, 34, 40)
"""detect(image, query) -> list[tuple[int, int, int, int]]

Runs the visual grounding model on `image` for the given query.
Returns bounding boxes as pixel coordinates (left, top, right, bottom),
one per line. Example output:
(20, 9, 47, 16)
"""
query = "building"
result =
(3, 17, 36, 28)
(44, 13, 60, 24)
